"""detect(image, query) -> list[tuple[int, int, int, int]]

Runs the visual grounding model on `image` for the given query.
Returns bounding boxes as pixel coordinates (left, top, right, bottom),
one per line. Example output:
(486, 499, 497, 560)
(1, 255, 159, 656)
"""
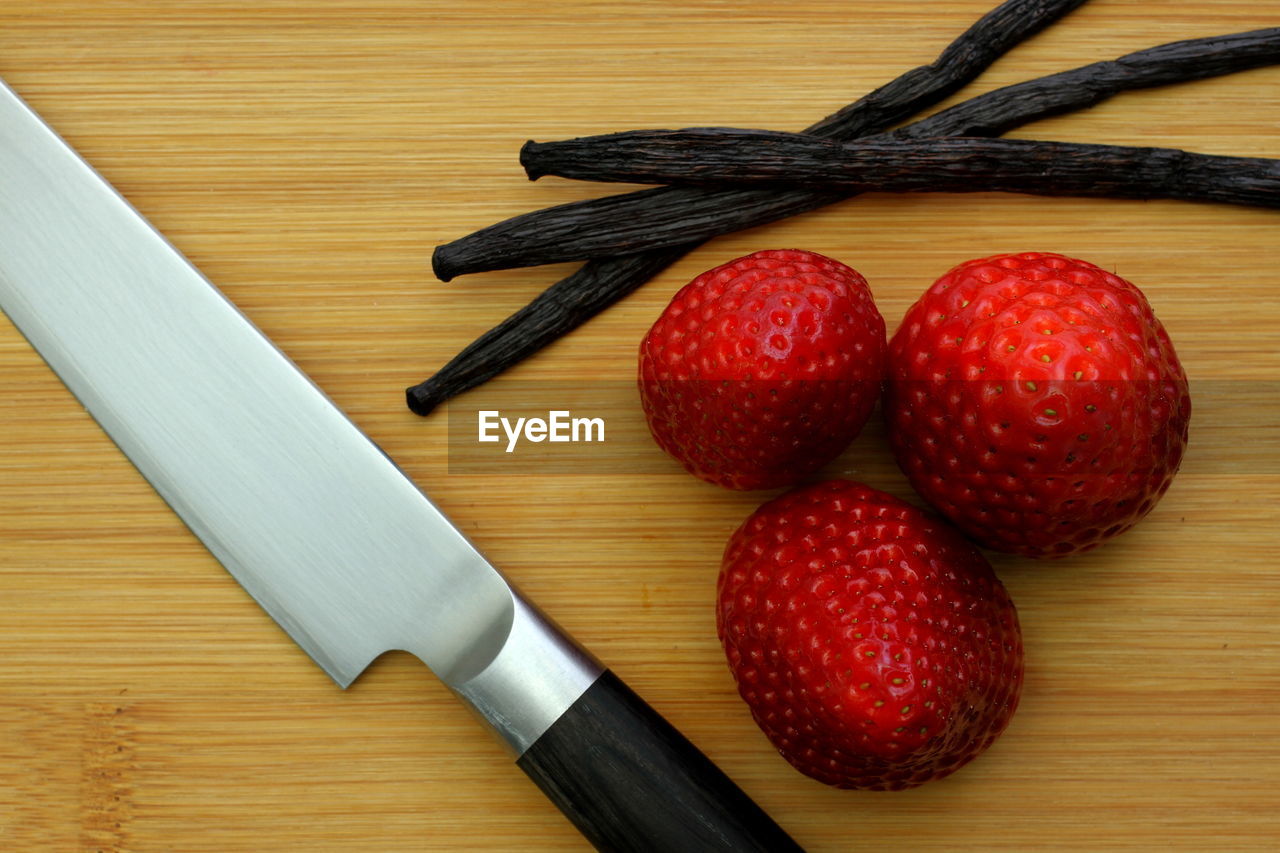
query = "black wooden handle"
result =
(516, 669, 804, 852)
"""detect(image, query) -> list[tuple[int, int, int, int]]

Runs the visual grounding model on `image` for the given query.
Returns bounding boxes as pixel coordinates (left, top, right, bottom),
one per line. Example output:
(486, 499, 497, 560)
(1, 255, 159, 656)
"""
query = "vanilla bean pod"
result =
(521, 132, 1280, 209)
(406, 0, 1086, 414)
(409, 249, 689, 415)
(432, 27, 1280, 280)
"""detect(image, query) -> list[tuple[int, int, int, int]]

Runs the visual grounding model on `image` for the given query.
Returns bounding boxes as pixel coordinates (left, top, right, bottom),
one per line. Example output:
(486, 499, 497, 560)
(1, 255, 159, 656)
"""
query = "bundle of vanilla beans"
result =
(409, 0, 1280, 415)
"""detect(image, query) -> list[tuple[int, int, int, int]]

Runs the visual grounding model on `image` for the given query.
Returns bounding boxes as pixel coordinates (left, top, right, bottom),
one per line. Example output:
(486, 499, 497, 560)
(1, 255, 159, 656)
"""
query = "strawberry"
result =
(718, 479, 1024, 790)
(639, 249, 885, 490)
(884, 252, 1191, 557)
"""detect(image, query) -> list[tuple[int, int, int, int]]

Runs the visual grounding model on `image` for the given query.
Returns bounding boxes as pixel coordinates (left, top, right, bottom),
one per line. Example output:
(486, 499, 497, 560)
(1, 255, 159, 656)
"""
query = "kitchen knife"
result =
(0, 77, 802, 852)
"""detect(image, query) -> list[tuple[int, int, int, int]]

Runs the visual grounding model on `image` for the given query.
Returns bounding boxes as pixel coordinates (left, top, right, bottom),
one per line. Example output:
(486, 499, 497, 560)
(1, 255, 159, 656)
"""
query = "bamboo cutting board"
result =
(2, 1, 1278, 850)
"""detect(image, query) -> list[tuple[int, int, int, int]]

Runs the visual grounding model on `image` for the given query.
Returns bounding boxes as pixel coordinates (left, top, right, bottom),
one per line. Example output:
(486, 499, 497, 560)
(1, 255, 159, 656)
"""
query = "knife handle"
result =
(516, 669, 804, 852)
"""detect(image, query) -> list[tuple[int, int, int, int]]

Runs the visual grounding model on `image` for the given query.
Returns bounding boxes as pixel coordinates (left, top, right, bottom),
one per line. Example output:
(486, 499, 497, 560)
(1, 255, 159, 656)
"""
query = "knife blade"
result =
(0, 77, 801, 852)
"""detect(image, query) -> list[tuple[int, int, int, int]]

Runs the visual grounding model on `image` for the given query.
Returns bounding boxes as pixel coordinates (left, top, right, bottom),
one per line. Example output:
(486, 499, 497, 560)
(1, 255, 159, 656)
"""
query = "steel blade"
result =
(0, 78, 526, 694)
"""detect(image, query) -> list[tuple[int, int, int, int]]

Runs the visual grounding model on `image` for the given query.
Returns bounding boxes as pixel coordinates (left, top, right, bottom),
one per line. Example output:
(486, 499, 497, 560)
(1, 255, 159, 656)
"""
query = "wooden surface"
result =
(1, 1, 1278, 850)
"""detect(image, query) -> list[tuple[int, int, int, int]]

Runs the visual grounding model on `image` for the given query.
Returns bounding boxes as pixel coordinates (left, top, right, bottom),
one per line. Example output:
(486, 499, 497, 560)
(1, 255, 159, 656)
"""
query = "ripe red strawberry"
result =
(884, 252, 1191, 557)
(639, 249, 885, 490)
(718, 479, 1024, 790)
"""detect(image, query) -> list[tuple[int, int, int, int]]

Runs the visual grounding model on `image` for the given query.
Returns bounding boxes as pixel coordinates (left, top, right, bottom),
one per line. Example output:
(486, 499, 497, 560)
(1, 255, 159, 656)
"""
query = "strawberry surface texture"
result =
(718, 479, 1024, 790)
(639, 249, 885, 490)
(884, 252, 1191, 557)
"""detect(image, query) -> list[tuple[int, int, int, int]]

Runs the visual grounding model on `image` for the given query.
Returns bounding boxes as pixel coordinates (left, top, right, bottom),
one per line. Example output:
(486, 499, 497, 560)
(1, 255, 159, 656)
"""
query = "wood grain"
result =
(1, 1, 1278, 850)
